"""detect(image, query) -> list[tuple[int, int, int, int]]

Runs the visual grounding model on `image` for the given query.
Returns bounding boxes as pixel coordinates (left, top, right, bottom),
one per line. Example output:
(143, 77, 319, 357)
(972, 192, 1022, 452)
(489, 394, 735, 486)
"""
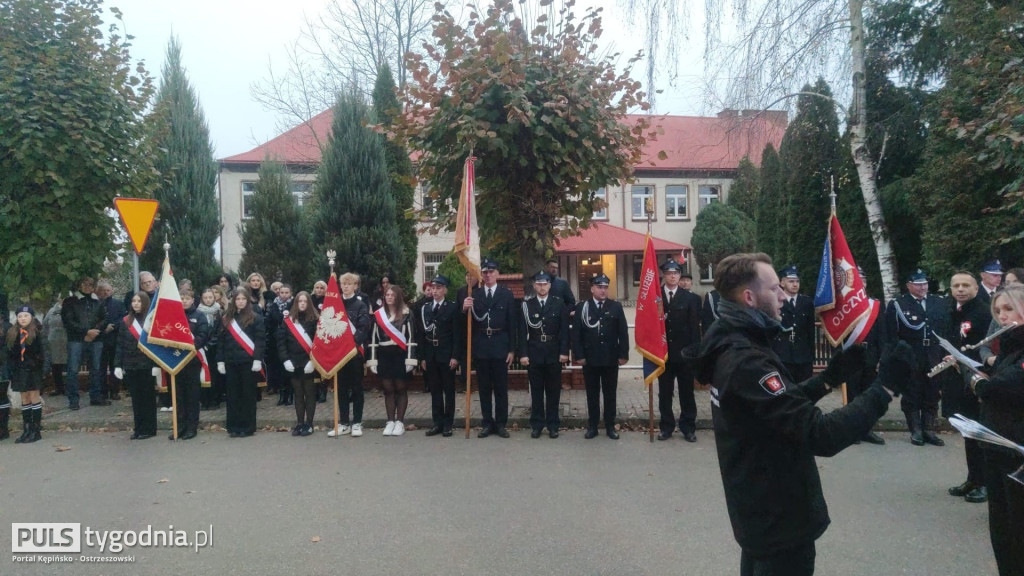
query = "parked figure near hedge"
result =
(217, 289, 266, 438)
(61, 276, 110, 410)
(41, 300, 67, 398)
(6, 306, 45, 444)
(277, 291, 319, 437)
(115, 292, 158, 440)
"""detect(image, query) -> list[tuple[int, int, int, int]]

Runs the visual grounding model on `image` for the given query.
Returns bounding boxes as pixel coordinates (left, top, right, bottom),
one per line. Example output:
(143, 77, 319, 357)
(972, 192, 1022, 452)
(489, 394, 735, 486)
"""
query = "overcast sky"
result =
(107, 0, 709, 159)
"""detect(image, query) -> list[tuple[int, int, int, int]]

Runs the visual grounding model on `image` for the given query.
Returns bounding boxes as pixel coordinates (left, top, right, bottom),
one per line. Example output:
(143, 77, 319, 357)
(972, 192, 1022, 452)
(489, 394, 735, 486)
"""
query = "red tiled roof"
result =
(555, 222, 689, 254)
(220, 110, 787, 170)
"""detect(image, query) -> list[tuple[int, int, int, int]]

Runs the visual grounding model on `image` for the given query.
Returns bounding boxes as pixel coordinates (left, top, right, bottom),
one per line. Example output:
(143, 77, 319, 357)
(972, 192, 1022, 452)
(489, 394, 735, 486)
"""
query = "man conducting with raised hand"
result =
(692, 253, 914, 576)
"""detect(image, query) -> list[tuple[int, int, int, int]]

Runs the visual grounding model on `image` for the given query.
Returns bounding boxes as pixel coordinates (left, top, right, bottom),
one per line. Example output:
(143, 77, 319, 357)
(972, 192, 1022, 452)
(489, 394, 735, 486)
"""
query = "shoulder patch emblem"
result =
(759, 371, 786, 396)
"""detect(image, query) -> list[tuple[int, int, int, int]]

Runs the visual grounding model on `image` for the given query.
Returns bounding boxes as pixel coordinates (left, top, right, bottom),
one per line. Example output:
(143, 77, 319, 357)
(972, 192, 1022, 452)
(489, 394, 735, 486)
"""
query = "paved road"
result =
(0, 430, 995, 575)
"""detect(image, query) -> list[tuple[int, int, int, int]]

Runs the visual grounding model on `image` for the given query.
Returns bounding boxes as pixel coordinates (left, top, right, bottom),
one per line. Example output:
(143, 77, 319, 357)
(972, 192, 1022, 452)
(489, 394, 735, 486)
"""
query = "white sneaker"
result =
(393, 421, 405, 436)
(327, 424, 351, 437)
(159, 407, 173, 412)
(383, 421, 396, 436)
(351, 423, 363, 437)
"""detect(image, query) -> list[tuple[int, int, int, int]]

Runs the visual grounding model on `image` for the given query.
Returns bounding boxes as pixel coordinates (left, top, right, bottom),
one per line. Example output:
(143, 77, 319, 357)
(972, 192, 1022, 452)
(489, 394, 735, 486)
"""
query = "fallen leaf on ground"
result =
(311, 536, 321, 543)
(55, 445, 72, 452)
(157, 478, 169, 484)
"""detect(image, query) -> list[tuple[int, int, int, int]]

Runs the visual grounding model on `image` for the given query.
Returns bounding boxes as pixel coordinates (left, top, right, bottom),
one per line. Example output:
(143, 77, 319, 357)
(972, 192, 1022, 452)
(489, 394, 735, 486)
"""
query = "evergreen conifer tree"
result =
(238, 159, 309, 285)
(142, 36, 220, 284)
(756, 144, 784, 260)
(778, 79, 844, 287)
(372, 64, 417, 294)
(308, 90, 402, 285)
(726, 156, 760, 226)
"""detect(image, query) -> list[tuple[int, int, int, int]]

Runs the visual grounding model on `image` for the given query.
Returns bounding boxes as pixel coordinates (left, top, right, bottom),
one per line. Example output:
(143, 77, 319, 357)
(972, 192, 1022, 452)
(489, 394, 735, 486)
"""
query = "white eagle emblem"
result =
(316, 306, 349, 343)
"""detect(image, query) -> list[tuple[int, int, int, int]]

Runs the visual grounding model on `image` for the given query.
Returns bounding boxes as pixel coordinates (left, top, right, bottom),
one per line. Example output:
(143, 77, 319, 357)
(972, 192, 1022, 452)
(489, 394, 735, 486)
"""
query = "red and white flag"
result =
(453, 156, 481, 286)
(814, 213, 878, 348)
(310, 274, 358, 378)
(144, 254, 195, 351)
(634, 234, 667, 388)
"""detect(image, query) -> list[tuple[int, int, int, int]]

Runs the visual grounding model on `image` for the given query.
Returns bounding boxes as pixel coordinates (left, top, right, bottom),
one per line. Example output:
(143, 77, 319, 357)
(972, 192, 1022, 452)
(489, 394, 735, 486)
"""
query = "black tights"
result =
(292, 375, 316, 425)
(381, 378, 409, 422)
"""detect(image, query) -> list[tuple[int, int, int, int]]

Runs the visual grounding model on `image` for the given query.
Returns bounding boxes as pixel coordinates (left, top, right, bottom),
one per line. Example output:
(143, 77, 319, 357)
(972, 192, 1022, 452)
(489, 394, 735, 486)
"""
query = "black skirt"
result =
(376, 345, 412, 380)
(11, 366, 42, 392)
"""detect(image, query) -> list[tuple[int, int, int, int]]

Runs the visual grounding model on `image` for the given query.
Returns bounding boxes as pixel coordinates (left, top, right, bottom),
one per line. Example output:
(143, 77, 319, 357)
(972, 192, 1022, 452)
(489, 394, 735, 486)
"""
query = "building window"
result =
(631, 254, 644, 286)
(592, 187, 607, 220)
(291, 181, 312, 207)
(422, 252, 446, 282)
(699, 262, 714, 284)
(698, 185, 721, 212)
(242, 182, 257, 220)
(665, 185, 688, 220)
(631, 185, 655, 220)
(419, 183, 439, 220)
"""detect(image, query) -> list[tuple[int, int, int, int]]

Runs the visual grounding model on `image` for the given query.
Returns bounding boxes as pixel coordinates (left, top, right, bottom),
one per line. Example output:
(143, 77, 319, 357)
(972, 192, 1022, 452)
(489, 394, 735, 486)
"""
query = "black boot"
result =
(907, 411, 924, 446)
(0, 380, 10, 441)
(921, 410, 945, 446)
(317, 385, 327, 404)
(15, 409, 32, 444)
(27, 407, 41, 443)
(284, 387, 293, 406)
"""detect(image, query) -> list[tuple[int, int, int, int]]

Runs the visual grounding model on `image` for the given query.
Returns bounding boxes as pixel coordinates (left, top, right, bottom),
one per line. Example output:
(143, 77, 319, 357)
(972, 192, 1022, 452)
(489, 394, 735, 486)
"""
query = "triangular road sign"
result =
(114, 198, 159, 255)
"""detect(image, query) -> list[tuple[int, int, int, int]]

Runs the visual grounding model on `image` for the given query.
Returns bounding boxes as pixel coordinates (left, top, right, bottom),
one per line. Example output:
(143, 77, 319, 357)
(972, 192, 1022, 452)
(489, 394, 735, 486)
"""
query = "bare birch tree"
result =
(625, 0, 900, 300)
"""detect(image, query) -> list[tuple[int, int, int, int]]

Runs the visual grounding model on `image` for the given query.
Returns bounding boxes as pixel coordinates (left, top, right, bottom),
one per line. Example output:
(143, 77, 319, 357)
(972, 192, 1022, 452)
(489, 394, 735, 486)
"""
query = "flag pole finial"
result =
(829, 175, 837, 215)
(326, 250, 336, 274)
(163, 242, 170, 257)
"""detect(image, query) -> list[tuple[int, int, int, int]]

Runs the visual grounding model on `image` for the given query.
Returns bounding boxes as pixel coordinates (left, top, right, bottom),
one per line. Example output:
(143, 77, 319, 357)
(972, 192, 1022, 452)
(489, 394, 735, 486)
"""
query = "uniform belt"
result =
(538, 334, 549, 342)
(485, 327, 503, 336)
(428, 338, 441, 346)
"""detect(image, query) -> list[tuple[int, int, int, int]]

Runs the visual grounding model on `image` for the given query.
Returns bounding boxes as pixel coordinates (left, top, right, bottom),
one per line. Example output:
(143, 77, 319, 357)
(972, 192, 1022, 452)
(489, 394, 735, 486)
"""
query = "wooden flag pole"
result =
(841, 382, 848, 406)
(465, 310, 473, 438)
(649, 381, 655, 443)
(170, 372, 179, 440)
(333, 374, 340, 437)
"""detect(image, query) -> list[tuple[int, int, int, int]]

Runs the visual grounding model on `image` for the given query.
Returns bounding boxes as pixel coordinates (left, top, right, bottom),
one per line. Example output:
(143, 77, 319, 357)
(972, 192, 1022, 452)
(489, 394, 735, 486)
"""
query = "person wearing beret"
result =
(882, 269, 951, 446)
(572, 274, 629, 439)
(771, 266, 817, 384)
(417, 275, 461, 437)
(976, 259, 1003, 307)
(658, 260, 703, 442)
(462, 258, 517, 438)
(516, 271, 570, 438)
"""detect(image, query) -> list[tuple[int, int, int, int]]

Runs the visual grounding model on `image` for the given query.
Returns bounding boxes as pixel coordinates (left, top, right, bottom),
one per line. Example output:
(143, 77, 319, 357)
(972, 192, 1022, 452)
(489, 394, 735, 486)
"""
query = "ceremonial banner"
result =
(310, 274, 358, 379)
(814, 213, 877, 348)
(634, 234, 668, 387)
(453, 156, 481, 286)
(138, 255, 195, 375)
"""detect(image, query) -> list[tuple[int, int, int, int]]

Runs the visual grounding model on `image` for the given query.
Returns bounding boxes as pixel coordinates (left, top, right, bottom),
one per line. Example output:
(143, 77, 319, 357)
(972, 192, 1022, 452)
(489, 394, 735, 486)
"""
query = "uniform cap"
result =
(780, 265, 799, 280)
(907, 269, 928, 284)
(981, 259, 1003, 275)
(531, 271, 552, 284)
(660, 260, 682, 273)
(430, 275, 450, 287)
(589, 274, 611, 286)
(481, 258, 500, 271)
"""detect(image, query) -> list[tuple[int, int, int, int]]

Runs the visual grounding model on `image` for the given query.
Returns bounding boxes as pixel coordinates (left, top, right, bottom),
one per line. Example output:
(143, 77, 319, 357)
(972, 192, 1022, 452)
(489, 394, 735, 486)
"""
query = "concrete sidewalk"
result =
(25, 368, 928, 436)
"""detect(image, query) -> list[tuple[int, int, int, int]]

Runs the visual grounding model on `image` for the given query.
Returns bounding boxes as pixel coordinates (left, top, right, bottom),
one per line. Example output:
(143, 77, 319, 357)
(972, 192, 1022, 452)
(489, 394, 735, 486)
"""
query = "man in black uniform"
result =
(975, 259, 1002, 307)
(516, 271, 570, 439)
(416, 275, 461, 437)
(944, 271, 991, 502)
(462, 258, 516, 438)
(772, 265, 816, 383)
(172, 290, 211, 440)
(571, 274, 629, 439)
(544, 259, 576, 313)
(882, 269, 950, 447)
(693, 252, 912, 576)
(701, 288, 721, 336)
(657, 260, 702, 441)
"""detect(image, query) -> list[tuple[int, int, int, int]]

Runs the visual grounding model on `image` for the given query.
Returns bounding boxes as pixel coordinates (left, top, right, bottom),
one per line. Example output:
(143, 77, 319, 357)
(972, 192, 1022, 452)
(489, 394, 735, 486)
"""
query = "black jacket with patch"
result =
(692, 300, 891, 555)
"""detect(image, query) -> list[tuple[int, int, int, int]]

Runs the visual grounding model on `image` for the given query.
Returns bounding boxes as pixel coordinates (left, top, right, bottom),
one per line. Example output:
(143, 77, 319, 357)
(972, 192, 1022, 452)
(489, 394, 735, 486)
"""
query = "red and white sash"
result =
(285, 317, 313, 354)
(227, 319, 256, 357)
(198, 349, 211, 385)
(373, 308, 408, 351)
(124, 316, 143, 340)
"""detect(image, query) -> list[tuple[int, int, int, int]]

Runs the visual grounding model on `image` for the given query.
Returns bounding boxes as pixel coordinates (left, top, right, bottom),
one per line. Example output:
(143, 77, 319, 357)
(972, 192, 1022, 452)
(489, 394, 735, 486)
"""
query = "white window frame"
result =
(592, 187, 608, 220)
(290, 181, 312, 208)
(699, 262, 714, 284)
(241, 181, 257, 220)
(698, 184, 721, 213)
(422, 252, 446, 282)
(665, 185, 689, 220)
(631, 184, 655, 221)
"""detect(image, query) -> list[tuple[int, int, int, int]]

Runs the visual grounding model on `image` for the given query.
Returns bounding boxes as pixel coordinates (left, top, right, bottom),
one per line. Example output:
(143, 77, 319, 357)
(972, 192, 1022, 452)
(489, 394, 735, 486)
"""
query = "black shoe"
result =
(922, 431, 945, 446)
(549, 430, 559, 439)
(477, 427, 493, 438)
(606, 429, 620, 440)
(229, 432, 241, 438)
(109, 392, 121, 401)
(964, 486, 988, 503)
(133, 433, 154, 440)
(168, 432, 178, 440)
(299, 424, 313, 437)
(181, 428, 198, 440)
(584, 428, 598, 439)
(949, 481, 976, 497)
(683, 432, 697, 443)
(425, 426, 443, 437)
(27, 425, 41, 443)
(496, 427, 510, 438)
(657, 431, 672, 441)
(910, 430, 925, 446)
(531, 429, 542, 439)
(90, 398, 111, 406)
(863, 431, 886, 445)
(317, 390, 327, 403)
(15, 429, 31, 444)
(276, 396, 286, 406)
(442, 426, 453, 437)
(291, 425, 302, 436)
(69, 402, 80, 411)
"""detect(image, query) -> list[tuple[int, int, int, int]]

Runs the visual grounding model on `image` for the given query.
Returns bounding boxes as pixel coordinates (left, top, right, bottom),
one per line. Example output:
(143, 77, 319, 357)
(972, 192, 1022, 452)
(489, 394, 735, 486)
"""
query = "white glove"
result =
(217, 362, 226, 375)
(303, 361, 314, 374)
(251, 360, 262, 372)
(284, 360, 295, 372)
(114, 367, 124, 380)
(152, 367, 162, 377)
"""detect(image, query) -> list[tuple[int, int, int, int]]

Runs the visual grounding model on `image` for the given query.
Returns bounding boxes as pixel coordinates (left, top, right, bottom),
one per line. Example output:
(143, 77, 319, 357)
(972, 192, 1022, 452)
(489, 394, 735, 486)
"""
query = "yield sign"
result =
(114, 198, 159, 255)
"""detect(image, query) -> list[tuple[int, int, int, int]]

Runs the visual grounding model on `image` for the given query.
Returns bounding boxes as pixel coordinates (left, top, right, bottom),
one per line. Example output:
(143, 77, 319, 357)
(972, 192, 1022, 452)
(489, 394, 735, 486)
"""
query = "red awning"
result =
(554, 222, 690, 254)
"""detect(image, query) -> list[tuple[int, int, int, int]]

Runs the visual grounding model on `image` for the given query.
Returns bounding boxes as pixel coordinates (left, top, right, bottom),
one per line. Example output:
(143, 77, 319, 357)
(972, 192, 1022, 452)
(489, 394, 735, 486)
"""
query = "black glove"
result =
(820, 345, 867, 387)
(873, 341, 916, 396)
